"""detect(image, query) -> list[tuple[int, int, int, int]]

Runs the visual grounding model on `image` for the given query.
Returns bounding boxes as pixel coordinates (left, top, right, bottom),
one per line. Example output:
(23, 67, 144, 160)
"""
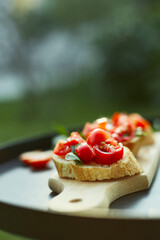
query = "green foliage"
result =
(0, 0, 159, 145)
(10, 0, 160, 107)
(0, 82, 159, 145)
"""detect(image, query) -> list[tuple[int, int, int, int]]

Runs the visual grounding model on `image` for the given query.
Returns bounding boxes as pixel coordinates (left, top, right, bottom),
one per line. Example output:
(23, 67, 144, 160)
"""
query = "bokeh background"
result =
(0, 0, 160, 238)
(0, 0, 160, 145)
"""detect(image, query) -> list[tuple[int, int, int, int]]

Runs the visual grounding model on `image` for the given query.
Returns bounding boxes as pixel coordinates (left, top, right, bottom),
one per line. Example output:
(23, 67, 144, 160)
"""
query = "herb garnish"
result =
(70, 144, 80, 154)
(65, 152, 84, 165)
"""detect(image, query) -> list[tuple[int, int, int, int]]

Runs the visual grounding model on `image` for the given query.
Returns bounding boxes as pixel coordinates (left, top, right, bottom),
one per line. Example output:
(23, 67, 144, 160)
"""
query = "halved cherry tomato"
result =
(19, 150, 41, 165)
(87, 128, 111, 146)
(93, 142, 123, 165)
(129, 113, 150, 130)
(82, 118, 108, 138)
(54, 132, 85, 157)
(111, 122, 135, 142)
(67, 132, 84, 146)
(19, 150, 53, 168)
(110, 112, 135, 142)
(75, 142, 96, 164)
(53, 140, 71, 157)
(112, 112, 130, 126)
(82, 122, 97, 138)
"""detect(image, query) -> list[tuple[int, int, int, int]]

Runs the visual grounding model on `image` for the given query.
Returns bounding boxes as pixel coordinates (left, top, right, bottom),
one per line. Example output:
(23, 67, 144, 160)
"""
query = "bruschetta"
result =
(52, 130, 142, 181)
(82, 112, 154, 156)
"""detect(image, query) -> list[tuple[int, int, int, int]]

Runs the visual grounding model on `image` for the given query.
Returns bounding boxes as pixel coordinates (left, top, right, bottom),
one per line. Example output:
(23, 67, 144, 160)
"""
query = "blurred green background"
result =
(0, 0, 160, 145)
(0, 0, 160, 239)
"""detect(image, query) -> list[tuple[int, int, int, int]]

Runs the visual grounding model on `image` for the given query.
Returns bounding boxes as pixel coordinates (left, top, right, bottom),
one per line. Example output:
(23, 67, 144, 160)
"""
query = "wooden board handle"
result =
(48, 173, 148, 215)
(48, 177, 110, 213)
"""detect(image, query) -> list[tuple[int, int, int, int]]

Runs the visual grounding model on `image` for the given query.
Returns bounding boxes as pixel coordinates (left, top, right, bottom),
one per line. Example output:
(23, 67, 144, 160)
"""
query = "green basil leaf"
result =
(70, 143, 80, 154)
(65, 152, 84, 165)
(65, 152, 80, 161)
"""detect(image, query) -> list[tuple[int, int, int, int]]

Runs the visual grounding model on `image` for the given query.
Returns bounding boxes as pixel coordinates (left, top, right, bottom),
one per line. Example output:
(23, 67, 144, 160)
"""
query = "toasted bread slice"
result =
(123, 127, 154, 156)
(52, 147, 143, 181)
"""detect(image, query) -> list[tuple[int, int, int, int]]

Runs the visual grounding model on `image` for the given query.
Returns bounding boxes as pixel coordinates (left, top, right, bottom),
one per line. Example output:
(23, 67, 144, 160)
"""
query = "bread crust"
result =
(123, 127, 154, 156)
(52, 147, 143, 181)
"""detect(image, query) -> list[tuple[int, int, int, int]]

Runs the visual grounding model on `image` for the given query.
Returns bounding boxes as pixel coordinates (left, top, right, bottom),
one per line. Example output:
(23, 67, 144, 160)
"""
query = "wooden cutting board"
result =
(48, 132, 160, 217)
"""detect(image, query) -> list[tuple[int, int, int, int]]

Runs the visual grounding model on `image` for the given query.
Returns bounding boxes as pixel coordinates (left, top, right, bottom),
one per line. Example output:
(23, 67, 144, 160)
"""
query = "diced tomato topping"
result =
(75, 142, 96, 164)
(53, 112, 151, 166)
(111, 122, 135, 142)
(82, 122, 97, 138)
(53, 132, 85, 157)
(129, 113, 151, 130)
(93, 142, 123, 165)
(110, 113, 135, 142)
(87, 128, 111, 146)
(82, 118, 108, 138)
(67, 132, 84, 146)
(53, 140, 71, 157)
(79, 128, 123, 165)
(112, 112, 130, 126)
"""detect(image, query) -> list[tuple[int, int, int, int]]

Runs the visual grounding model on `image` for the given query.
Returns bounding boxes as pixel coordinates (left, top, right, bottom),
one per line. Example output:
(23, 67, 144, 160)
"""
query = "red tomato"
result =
(20, 150, 41, 165)
(129, 113, 150, 130)
(105, 138, 119, 147)
(111, 112, 121, 125)
(67, 132, 84, 146)
(82, 118, 108, 138)
(82, 122, 97, 138)
(111, 112, 135, 142)
(87, 128, 111, 146)
(112, 112, 129, 126)
(53, 140, 71, 157)
(93, 142, 123, 165)
(19, 150, 53, 168)
(111, 122, 135, 142)
(75, 142, 96, 164)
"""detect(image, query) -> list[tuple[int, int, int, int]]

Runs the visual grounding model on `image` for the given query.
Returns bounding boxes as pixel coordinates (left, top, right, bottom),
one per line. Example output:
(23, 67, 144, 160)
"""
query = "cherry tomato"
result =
(129, 113, 150, 130)
(111, 122, 135, 142)
(112, 112, 129, 126)
(67, 132, 85, 146)
(93, 142, 123, 165)
(110, 112, 135, 142)
(87, 128, 111, 146)
(20, 150, 41, 165)
(19, 150, 53, 168)
(82, 122, 97, 138)
(75, 142, 96, 164)
(82, 118, 108, 138)
(53, 140, 71, 157)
